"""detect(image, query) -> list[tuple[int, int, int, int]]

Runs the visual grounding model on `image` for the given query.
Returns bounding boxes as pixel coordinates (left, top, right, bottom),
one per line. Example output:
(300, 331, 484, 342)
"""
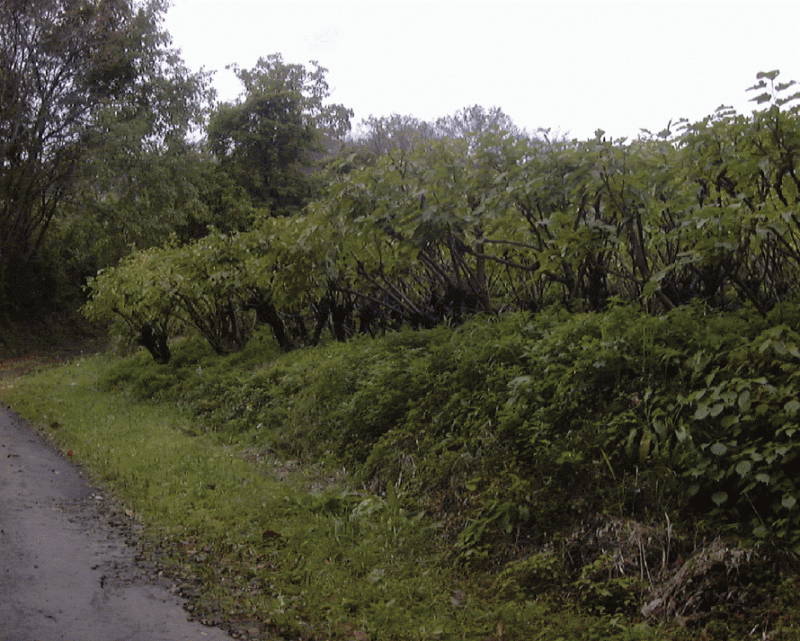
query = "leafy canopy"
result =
(0, 0, 212, 321)
(207, 54, 353, 216)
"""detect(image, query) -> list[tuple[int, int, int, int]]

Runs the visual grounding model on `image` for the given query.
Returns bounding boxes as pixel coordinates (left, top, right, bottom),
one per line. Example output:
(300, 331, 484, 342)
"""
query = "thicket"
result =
(79, 71, 800, 635)
(84, 71, 800, 361)
(101, 300, 800, 546)
(97, 298, 800, 633)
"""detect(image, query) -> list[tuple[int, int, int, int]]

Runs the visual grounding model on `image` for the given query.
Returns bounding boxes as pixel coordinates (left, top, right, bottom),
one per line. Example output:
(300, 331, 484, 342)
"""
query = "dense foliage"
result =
(98, 302, 800, 552)
(0, 0, 212, 322)
(85, 71, 800, 359)
(89, 300, 800, 637)
(207, 54, 353, 216)
(17, 346, 798, 641)
(77, 72, 800, 635)
(4, 7, 800, 633)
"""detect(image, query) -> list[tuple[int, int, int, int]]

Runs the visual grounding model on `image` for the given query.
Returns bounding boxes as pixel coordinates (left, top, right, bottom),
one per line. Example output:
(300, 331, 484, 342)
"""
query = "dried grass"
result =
(561, 514, 789, 629)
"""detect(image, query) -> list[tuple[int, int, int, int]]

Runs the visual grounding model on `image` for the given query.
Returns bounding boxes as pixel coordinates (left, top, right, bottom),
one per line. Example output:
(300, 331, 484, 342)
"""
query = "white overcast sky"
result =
(163, 1, 800, 141)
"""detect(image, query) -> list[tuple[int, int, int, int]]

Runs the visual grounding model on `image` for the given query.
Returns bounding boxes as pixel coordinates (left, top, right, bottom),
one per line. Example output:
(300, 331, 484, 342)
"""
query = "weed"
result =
(5, 300, 800, 638)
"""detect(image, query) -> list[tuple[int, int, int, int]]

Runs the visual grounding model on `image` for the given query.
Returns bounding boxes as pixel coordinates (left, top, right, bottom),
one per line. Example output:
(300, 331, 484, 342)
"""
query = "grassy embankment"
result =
(3, 302, 800, 640)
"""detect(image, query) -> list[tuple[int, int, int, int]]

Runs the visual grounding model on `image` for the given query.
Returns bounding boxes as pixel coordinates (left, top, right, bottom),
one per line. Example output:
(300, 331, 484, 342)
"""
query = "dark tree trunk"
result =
(136, 324, 171, 364)
(246, 297, 294, 352)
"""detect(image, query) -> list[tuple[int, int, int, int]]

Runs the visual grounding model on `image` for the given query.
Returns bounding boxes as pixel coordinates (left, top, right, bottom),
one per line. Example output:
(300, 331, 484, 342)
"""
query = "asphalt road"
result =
(0, 404, 234, 641)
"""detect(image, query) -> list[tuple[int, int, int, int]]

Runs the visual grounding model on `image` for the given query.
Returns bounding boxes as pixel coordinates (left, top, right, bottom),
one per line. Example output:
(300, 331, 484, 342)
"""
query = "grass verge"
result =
(1, 351, 681, 641)
(4, 305, 800, 639)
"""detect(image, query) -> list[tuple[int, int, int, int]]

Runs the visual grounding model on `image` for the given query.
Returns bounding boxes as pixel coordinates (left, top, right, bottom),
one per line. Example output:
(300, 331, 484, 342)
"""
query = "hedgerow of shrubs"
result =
(102, 299, 800, 565)
(84, 72, 800, 365)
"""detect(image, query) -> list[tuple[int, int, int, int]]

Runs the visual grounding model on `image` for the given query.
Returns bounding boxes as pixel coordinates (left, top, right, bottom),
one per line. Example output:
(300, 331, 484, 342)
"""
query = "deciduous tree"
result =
(207, 54, 352, 216)
(0, 0, 209, 322)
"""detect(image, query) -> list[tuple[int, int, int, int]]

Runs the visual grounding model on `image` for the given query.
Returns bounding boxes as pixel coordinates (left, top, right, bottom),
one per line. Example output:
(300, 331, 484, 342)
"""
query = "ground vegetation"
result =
(2, 5, 800, 634)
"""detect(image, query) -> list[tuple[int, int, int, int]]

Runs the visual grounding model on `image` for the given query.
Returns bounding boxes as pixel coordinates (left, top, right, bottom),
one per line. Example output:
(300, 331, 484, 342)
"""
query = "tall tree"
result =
(207, 54, 353, 217)
(435, 105, 525, 151)
(0, 0, 197, 322)
(59, 65, 216, 271)
(352, 114, 439, 156)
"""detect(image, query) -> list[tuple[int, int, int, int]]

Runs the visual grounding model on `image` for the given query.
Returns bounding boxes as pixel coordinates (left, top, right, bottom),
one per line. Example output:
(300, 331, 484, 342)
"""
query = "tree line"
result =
(84, 67, 800, 362)
(3, 1, 800, 357)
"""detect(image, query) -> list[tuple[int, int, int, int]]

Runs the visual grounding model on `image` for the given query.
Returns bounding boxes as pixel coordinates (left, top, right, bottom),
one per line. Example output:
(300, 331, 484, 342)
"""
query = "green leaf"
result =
(709, 402, 725, 417)
(710, 442, 728, 456)
(738, 390, 751, 413)
(694, 404, 711, 420)
(625, 428, 638, 460)
(652, 419, 667, 440)
(639, 431, 652, 463)
(642, 280, 659, 298)
(508, 375, 532, 390)
(785, 399, 800, 415)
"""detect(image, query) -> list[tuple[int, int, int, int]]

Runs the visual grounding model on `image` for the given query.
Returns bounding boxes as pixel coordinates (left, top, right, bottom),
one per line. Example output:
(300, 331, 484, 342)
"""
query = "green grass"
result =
(5, 306, 800, 639)
(2, 352, 674, 640)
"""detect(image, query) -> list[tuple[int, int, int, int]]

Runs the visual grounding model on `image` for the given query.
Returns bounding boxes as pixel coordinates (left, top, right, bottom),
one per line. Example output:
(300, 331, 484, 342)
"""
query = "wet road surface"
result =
(0, 405, 234, 641)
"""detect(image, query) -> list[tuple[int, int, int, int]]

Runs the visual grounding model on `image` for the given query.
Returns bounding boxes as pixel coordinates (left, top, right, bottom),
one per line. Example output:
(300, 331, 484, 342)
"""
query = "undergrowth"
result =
(5, 299, 800, 639)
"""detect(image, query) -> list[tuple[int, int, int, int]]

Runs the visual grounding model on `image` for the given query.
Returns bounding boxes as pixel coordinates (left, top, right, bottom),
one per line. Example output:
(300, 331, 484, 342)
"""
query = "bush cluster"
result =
(104, 300, 800, 562)
(84, 72, 800, 362)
